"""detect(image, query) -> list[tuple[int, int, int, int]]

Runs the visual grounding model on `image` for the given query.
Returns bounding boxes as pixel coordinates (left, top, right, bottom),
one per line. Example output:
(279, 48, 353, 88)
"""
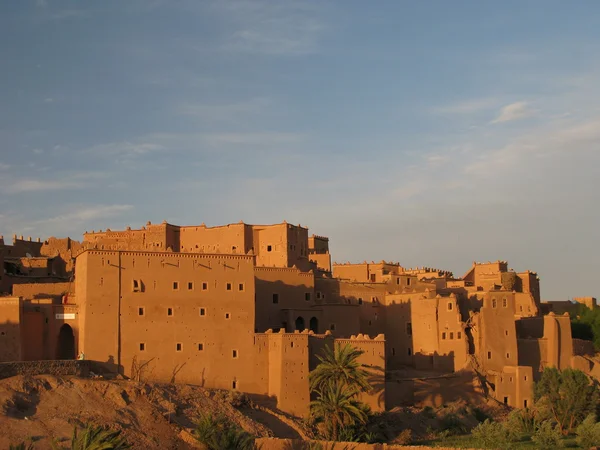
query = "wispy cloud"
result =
(433, 97, 499, 115)
(0, 163, 10, 170)
(219, 1, 325, 55)
(491, 101, 536, 124)
(42, 204, 134, 224)
(6, 179, 84, 194)
(85, 141, 165, 157)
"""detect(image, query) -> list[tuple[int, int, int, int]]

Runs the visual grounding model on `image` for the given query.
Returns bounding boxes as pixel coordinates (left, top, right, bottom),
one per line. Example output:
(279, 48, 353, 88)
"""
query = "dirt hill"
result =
(0, 374, 309, 449)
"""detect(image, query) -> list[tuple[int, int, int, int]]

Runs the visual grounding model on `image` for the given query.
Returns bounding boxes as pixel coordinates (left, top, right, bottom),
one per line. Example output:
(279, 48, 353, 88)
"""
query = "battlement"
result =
(11, 235, 43, 244)
(79, 249, 255, 261)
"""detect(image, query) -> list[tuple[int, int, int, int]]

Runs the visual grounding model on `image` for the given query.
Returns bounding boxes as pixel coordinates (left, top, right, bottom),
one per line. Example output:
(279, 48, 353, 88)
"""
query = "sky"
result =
(0, 1, 599, 300)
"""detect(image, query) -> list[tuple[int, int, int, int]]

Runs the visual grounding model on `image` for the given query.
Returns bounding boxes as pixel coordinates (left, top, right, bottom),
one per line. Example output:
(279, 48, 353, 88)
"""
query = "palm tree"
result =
(51, 423, 130, 450)
(194, 412, 255, 450)
(310, 382, 369, 441)
(309, 343, 372, 393)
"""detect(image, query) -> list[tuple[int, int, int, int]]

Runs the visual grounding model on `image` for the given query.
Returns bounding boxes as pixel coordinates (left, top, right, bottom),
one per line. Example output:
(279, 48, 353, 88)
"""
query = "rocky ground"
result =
(0, 374, 309, 449)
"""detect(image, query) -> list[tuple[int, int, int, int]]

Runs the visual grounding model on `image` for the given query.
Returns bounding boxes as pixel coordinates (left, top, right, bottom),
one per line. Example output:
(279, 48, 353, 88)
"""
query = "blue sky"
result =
(1, 1, 599, 300)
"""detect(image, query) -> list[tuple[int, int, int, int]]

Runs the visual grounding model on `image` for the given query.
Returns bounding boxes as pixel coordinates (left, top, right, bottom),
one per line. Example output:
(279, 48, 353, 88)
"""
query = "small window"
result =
(139, 343, 145, 351)
(406, 322, 412, 336)
(370, 274, 376, 282)
(176, 343, 182, 351)
(202, 282, 208, 291)
(457, 331, 462, 339)
(199, 308, 206, 316)
(503, 396, 508, 405)
(523, 399, 528, 408)
(506, 352, 510, 359)
(188, 282, 194, 290)
(406, 278, 411, 286)
(371, 296, 377, 303)
(138, 307, 144, 316)
(442, 332, 447, 340)
(167, 308, 173, 316)
(232, 350, 238, 358)
(509, 376, 513, 382)
(305, 292, 311, 301)
(238, 283, 244, 291)
(505, 330, 509, 336)
(358, 298, 363, 305)
(396, 278, 400, 285)
(225, 313, 231, 319)
(330, 323, 336, 331)
(492, 299, 497, 308)
(407, 348, 412, 356)
(392, 348, 396, 356)
(267, 245, 272, 252)
(449, 332, 454, 339)
(226, 283, 232, 291)
(133, 279, 140, 292)
(448, 302, 453, 311)
(520, 305, 523, 312)
(272, 294, 279, 304)
(524, 375, 528, 381)
(232, 380, 237, 389)
(198, 343, 204, 351)
(502, 297, 507, 307)
(487, 351, 492, 359)
(173, 281, 179, 290)
(316, 292, 322, 299)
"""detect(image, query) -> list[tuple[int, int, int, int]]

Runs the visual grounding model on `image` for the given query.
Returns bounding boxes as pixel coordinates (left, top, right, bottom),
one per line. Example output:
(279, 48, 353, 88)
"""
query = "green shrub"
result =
(469, 406, 491, 423)
(505, 408, 537, 435)
(9, 443, 34, 450)
(531, 421, 564, 449)
(439, 412, 468, 435)
(471, 419, 514, 449)
(576, 414, 600, 449)
(194, 412, 255, 450)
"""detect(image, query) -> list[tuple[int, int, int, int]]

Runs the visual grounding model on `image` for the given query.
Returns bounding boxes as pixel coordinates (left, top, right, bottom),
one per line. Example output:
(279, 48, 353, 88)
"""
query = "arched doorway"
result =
(309, 317, 319, 333)
(57, 324, 75, 360)
(295, 316, 305, 331)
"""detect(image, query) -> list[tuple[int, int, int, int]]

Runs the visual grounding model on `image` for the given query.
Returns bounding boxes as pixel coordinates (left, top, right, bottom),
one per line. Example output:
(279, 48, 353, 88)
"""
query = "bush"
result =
(471, 419, 514, 449)
(531, 421, 564, 449)
(505, 408, 537, 435)
(393, 429, 412, 445)
(576, 414, 600, 449)
(439, 412, 468, 435)
(194, 412, 255, 450)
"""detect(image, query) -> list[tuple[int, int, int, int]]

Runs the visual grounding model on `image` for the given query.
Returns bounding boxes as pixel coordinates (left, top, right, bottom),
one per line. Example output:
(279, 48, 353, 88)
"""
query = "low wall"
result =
(255, 438, 474, 450)
(0, 360, 89, 379)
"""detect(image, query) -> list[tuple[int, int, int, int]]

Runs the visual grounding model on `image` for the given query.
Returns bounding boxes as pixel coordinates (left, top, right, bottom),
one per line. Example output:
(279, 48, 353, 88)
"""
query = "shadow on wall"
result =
(0, 321, 22, 362)
(386, 369, 484, 408)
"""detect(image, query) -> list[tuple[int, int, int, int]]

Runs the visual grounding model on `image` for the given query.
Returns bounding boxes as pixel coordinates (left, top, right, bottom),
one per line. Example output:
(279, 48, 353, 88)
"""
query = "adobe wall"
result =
(321, 304, 360, 337)
(573, 338, 595, 356)
(12, 282, 72, 300)
(253, 223, 290, 268)
(410, 296, 439, 358)
(543, 313, 573, 370)
(381, 294, 412, 368)
(478, 292, 519, 372)
(518, 271, 541, 305)
(517, 339, 546, 376)
(264, 332, 311, 417)
(436, 294, 468, 371)
(515, 292, 538, 317)
(9, 236, 44, 257)
(83, 222, 169, 251)
(493, 365, 533, 408)
(0, 297, 22, 361)
(76, 250, 263, 394)
(309, 252, 331, 273)
(178, 222, 249, 254)
(254, 267, 316, 333)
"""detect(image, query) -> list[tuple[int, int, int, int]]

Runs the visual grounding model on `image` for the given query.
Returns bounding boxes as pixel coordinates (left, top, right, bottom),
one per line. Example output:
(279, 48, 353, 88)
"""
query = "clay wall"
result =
(76, 250, 262, 394)
(320, 304, 361, 337)
(493, 365, 533, 408)
(543, 313, 573, 370)
(83, 222, 169, 251)
(0, 246, 5, 293)
(410, 296, 439, 358)
(333, 263, 370, 282)
(253, 224, 289, 268)
(573, 338, 595, 356)
(10, 236, 44, 257)
(178, 223, 249, 254)
(574, 297, 597, 309)
(309, 253, 331, 273)
(478, 292, 518, 372)
(308, 235, 329, 253)
(12, 282, 72, 300)
(436, 295, 468, 371)
(382, 294, 413, 368)
(515, 292, 538, 317)
(0, 297, 22, 361)
(517, 271, 541, 305)
(254, 267, 316, 333)
(264, 332, 310, 417)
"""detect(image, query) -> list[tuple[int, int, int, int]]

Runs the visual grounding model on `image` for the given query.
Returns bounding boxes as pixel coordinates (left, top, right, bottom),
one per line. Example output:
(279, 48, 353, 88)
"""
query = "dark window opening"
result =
(442, 332, 446, 340)
(448, 302, 453, 311)
(200, 308, 206, 316)
(407, 278, 411, 286)
(272, 294, 279, 304)
(202, 282, 208, 290)
(139, 343, 145, 351)
(392, 348, 396, 356)
(358, 298, 363, 305)
(225, 313, 231, 319)
(226, 283, 232, 291)
(173, 281, 178, 290)
(406, 322, 412, 335)
(232, 380, 237, 389)
(295, 316, 305, 331)
(198, 343, 204, 351)
(267, 245, 272, 252)
(502, 298, 507, 307)
(449, 332, 454, 339)
(487, 351, 492, 359)
(309, 317, 318, 333)
(133, 279, 140, 292)
(370, 274, 376, 282)
(188, 282, 193, 290)
(457, 331, 462, 339)
(408, 348, 412, 356)
(492, 299, 497, 308)
(305, 292, 311, 301)
(167, 308, 173, 316)
(523, 400, 528, 408)
(330, 323, 336, 331)
(138, 307, 144, 316)
(232, 350, 238, 358)
(503, 397, 509, 405)
(238, 283, 244, 291)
